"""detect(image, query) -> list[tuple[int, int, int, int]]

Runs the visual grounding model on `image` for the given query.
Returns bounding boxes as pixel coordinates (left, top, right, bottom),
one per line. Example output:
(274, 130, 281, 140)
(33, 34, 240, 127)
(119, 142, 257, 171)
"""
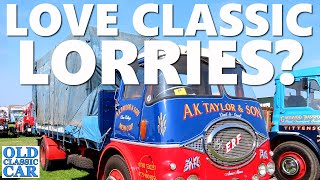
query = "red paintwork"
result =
(278, 151, 306, 180)
(98, 140, 274, 180)
(40, 145, 46, 167)
(0, 117, 5, 124)
(23, 116, 35, 126)
(16, 103, 35, 133)
(97, 142, 140, 180)
(41, 135, 66, 160)
(109, 169, 125, 180)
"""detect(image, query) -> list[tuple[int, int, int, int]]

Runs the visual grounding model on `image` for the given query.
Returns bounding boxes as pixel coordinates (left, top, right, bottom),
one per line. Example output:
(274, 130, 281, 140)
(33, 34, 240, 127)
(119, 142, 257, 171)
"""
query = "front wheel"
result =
(273, 141, 320, 180)
(104, 155, 131, 180)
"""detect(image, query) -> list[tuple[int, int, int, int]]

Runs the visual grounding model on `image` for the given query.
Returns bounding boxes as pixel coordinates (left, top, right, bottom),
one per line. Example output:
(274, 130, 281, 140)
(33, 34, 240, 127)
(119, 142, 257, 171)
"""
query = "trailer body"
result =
(267, 67, 320, 180)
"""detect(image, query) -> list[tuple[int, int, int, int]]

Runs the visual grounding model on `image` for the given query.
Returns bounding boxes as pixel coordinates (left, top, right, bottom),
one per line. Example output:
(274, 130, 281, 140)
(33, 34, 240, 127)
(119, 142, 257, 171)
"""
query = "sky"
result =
(0, 0, 320, 106)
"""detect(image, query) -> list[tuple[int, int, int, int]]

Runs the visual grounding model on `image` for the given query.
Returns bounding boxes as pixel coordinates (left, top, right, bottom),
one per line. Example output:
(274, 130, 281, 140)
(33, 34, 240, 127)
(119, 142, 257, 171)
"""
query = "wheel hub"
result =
(108, 169, 124, 180)
(281, 156, 299, 175)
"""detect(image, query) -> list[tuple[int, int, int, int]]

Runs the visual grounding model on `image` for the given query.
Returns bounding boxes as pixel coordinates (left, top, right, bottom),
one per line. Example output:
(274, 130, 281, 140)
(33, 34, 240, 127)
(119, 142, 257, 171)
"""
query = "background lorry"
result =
(33, 27, 275, 180)
(263, 68, 320, 180)
(0, 106, 9, 136)
(8, 105, 24, 124)
(14, 102, 35, 136)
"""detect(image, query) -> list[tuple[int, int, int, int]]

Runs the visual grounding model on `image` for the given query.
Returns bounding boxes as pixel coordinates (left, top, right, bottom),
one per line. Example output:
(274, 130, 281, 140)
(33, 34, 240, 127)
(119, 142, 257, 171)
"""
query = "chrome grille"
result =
(204, 119, 256, 167)
(256, 133, 268, 147)
(184, 137, 204, 153)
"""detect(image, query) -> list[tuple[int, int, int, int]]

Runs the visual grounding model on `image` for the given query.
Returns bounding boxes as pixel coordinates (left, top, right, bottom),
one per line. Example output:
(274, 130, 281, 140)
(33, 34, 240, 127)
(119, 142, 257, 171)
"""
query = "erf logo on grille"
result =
(2, 146, 40, 178)
(225, 134, 242, 153)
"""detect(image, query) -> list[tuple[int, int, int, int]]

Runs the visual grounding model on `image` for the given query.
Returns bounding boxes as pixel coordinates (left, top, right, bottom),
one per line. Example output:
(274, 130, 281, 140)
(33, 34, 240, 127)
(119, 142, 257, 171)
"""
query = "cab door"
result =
(113, 67, 145, 141)
(277, 77, 320, 133)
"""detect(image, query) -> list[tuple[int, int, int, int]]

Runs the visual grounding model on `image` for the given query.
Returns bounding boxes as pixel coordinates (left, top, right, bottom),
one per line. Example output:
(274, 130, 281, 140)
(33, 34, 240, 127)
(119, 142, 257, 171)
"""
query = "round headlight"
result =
(267, 162, 275, 175)
(187, 175, 198, 180)
(252, 174, 259, 180)
(269, 151, 274, 157)
(169, 163, 177, 171)
(258, 163, 267, 177)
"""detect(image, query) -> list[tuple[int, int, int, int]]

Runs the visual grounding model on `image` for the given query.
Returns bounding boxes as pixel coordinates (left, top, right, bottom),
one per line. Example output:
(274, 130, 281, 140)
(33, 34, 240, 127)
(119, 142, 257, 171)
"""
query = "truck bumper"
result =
(0, 125, 9, 134)
(104, 139, 274, 180)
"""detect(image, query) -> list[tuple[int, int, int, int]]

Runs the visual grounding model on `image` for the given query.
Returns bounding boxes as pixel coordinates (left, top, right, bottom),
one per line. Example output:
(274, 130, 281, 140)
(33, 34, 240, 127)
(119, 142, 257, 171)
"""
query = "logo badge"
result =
(2, 146, 40, 178)
(212, 138, 223, 151)
(158, 113, 167, 136)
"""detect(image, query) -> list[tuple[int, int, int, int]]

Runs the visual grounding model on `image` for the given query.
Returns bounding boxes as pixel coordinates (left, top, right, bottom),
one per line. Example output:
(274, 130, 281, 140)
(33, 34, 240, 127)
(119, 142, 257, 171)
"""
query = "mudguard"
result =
(41, 135, 66, 160)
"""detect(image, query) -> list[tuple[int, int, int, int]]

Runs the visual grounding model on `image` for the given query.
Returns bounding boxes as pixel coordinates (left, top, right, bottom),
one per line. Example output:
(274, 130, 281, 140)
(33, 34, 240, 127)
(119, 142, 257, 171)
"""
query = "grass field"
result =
(0, 136, 95, 180)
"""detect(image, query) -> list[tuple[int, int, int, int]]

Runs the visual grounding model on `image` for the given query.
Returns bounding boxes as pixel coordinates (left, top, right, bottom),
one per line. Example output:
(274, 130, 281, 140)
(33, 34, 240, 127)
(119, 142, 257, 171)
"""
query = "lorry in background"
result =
(15, 103, 35, 136)
(0, 106, 9, 136)
(8, 105, 24, 124)
(263, 67, 320, 180)
(33, 30, 275, 180)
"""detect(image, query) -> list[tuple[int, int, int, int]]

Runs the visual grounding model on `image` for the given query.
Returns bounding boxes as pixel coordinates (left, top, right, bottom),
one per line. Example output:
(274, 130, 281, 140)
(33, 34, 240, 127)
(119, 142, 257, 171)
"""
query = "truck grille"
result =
(204, 119, 256, 168)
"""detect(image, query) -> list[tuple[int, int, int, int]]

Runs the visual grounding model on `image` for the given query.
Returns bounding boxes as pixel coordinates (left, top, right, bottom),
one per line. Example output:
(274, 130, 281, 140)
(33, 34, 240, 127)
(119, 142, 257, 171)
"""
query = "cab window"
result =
(309, 80, 320, 110)
(284, 80, 307, 107)
(122, 68, 144, 99)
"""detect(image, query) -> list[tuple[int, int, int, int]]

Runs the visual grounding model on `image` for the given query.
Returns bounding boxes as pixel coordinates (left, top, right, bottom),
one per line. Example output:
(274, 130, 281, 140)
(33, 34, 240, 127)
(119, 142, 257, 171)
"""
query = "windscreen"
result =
(11, 110, 24, 121)
(145, 55, 256, 103)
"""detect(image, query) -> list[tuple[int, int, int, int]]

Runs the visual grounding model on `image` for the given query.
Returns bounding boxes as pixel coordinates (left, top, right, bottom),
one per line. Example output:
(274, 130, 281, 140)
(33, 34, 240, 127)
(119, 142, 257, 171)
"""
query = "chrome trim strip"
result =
(257, 138, 269, 148)
(206, 152, 257, 170)
(182, 136, 205, 154)
(255, 131, 268, 139)
(277, 131, 300, 135)
(110, 138, 180, 148)
(181, 135, 203, 146)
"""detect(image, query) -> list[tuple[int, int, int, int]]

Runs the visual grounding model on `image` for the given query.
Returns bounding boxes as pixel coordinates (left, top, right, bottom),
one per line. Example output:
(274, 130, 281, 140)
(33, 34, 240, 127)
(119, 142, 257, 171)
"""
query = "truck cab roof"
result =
(275, 67, 320, 80)
(137, 45, 242, 65)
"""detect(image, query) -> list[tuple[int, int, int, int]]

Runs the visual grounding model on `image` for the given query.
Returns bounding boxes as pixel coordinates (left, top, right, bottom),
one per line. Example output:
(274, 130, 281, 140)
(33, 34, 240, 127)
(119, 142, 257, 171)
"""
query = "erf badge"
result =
(2, 146, 40, 178)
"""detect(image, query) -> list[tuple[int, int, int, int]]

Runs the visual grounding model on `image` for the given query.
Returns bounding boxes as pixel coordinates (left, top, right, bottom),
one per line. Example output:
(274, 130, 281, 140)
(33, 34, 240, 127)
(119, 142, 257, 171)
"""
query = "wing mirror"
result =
(302, 77, 308, 90)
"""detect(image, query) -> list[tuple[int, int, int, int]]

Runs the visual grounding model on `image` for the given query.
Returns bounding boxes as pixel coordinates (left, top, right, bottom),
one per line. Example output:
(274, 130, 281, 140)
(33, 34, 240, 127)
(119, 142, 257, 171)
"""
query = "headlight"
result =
(258, 163, 267, 177)
(175, 178, 184, 180)
(169, 163, 177, 171)
(187, 175, 198, 180)
(267, 162, 275, 175)
(252, 174, 259, 180)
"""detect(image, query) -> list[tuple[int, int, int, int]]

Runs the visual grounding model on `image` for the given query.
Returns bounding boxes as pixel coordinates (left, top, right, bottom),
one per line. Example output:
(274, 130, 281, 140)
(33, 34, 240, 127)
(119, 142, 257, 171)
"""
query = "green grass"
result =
(0, 136, 95, 179)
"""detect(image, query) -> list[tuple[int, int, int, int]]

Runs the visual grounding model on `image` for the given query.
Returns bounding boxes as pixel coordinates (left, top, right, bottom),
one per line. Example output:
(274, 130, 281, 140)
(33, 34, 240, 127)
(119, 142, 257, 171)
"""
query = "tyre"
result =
(104, 155, 131, 180)
(67, 154, 94, 169)
(273, 141, 320, 180)
(40, 139, 53, 171)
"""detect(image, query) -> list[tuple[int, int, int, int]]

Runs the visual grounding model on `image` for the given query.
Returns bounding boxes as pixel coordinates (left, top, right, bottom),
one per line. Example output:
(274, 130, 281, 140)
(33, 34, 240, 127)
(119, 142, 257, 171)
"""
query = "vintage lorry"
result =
(14, 103, 35, 136)
(33, 28, 274, 180)
(263, 67, 320, 180)
(0, 106, 9, 136)
(8, 105, 24, 124)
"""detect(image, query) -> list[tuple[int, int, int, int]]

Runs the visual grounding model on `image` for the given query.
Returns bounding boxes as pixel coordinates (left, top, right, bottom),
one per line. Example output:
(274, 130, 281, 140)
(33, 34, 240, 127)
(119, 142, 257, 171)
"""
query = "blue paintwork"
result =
(112, 87, 268, 144)
(271, 67, 320, 157)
